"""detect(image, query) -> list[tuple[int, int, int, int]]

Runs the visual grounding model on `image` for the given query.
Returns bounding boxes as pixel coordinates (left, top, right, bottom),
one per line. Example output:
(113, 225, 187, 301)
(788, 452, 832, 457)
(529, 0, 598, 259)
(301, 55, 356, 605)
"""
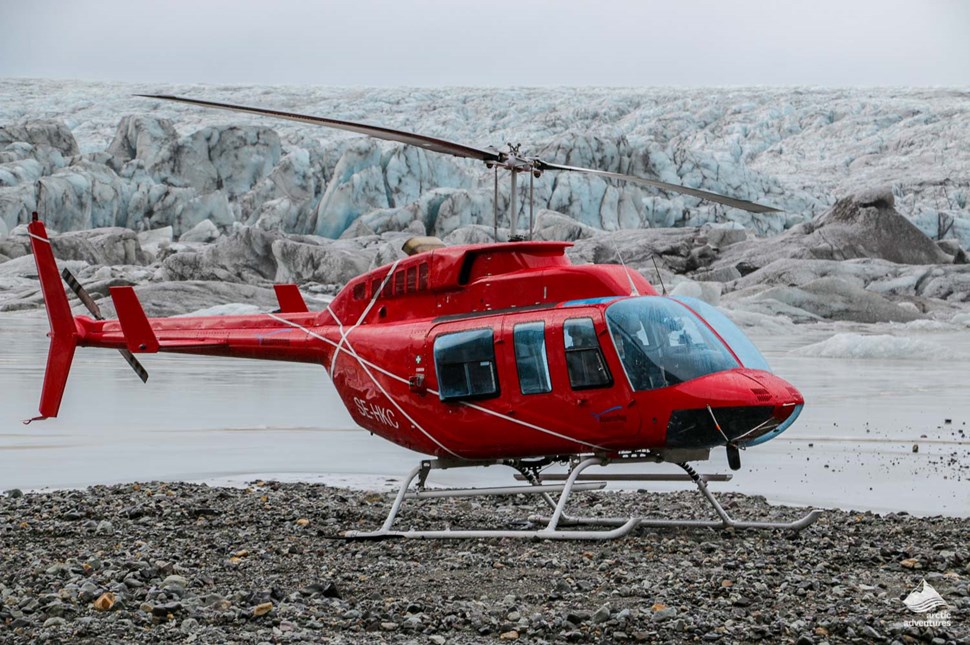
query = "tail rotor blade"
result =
(60, 268, 149, 383)
(61, 268, 103, 319)
(535, 160, 781, 214)
(119, 348, 150, 383)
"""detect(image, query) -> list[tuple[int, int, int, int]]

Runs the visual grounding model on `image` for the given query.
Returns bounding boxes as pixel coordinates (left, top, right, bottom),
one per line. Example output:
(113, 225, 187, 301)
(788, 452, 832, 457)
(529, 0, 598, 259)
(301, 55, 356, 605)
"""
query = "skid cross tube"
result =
(531, 462, 822, 532)
(342, 456, 821, 540)
(343, 457, 639, 540)
(405, 482, 606, 499)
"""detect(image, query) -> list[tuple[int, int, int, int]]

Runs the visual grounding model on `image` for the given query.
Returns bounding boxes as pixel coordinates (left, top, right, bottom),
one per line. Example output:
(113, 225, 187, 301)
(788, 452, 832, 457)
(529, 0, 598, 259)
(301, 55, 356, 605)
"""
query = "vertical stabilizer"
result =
(26, 214, 78, 421)
(273, 284, 309, 313)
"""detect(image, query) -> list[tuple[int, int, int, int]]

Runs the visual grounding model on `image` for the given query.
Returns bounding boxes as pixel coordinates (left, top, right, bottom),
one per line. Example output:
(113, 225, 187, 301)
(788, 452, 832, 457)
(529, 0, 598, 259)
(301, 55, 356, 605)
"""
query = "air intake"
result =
(750, 387, 772, 402)
(402, 236, 446, 256)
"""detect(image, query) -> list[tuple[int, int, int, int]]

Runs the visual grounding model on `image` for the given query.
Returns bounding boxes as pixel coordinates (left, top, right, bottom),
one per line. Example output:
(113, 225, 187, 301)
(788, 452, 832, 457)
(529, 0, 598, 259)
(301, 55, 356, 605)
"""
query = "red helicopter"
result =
(25, 96, 820, 539)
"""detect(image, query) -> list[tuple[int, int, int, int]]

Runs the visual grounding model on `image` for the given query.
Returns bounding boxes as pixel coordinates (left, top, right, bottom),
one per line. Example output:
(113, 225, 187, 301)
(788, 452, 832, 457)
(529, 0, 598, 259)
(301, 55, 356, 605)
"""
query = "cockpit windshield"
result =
(605, 298, 739, 391)
(672, 296, 771, 372)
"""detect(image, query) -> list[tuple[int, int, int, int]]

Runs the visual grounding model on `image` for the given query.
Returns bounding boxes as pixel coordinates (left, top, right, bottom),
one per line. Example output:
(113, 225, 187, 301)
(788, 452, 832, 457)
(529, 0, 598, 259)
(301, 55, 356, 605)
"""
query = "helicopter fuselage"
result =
(323, 241, 803, 460)
(31, 224, 803, 462)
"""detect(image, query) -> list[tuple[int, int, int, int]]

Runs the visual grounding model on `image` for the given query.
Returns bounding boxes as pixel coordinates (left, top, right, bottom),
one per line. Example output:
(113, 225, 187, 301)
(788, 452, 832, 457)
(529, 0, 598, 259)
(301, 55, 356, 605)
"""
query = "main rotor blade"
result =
(535, 160, 781, 214)
(138, 94, 502, 163)
(61, 268, 149, 383)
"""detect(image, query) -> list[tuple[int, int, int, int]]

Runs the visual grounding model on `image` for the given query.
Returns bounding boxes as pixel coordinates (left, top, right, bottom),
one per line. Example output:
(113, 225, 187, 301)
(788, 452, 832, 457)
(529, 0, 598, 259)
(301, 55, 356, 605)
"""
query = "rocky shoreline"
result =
(1, 482, 967, 643)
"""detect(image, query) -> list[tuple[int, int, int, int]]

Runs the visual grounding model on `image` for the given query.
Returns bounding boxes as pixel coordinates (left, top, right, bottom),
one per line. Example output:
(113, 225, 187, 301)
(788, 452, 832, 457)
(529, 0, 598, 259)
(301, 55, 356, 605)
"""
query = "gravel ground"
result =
(1, 482, 967, 644)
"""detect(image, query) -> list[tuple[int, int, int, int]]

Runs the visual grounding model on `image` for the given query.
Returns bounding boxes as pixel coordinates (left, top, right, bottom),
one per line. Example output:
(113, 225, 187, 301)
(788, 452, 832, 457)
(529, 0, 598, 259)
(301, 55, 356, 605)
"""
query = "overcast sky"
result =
(2, 0, 968, 87)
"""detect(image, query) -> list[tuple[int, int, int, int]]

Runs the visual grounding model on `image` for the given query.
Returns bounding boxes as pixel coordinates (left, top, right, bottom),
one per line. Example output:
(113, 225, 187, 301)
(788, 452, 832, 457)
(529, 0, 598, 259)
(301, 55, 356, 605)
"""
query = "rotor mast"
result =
(510, 165, 518, 239)
(488, 143, 543, 241)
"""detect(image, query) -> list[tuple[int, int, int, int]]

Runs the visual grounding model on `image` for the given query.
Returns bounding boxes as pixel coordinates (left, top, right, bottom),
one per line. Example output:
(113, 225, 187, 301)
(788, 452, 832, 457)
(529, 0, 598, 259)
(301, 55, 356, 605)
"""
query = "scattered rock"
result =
(93, 592, 116, 611)
(591, 603, 611, 624)
(252, 602, 273, 617)
(42, 616, 68, 629)
(151, 601, 182, 617)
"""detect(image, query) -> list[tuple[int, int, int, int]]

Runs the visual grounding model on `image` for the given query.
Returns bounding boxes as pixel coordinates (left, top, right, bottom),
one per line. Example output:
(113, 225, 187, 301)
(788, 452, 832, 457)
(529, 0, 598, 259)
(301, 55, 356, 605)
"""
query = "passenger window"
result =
(418, 263, 430, 290)
(514, 322, 552, 395)
(564, 318, 612, 389)
(434, 329, 499, 401)
(406, 266, 417, 292)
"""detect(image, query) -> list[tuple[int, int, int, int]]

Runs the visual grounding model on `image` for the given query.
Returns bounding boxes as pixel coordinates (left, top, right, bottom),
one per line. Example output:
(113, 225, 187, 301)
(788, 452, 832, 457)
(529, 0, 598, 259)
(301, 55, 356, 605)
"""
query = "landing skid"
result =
(343, 455, 822, 540)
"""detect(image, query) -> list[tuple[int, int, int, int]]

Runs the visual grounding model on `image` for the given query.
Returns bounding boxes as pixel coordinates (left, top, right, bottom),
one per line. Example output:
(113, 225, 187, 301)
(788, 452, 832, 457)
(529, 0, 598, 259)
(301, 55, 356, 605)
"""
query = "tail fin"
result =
(273, 284, 309, 313)
(110, 286, 160, 353)
(26, 214, 78, 422)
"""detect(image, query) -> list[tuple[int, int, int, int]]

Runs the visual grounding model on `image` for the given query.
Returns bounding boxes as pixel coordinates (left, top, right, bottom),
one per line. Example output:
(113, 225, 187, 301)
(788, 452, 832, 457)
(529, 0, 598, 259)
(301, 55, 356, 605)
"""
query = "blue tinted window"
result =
(514, 322, 552, 395)
(434, 329, 499, 401)
(606, 298, 738, 391)
(672, 296, 771, 372)
(563, 318, 612, 389)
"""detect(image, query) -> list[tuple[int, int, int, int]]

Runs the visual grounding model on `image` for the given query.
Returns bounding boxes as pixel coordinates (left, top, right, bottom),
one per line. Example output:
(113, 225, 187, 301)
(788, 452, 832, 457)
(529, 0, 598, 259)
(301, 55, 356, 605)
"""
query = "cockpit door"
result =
(553, 310, 642, 447)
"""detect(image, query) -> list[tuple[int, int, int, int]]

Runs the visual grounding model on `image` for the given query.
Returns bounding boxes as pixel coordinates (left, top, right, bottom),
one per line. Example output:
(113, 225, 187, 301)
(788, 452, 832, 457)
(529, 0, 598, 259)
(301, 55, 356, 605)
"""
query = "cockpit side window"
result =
(513, 322, 552, 395)
(434, 329, 499, 401)
(563, 318, 613, 390)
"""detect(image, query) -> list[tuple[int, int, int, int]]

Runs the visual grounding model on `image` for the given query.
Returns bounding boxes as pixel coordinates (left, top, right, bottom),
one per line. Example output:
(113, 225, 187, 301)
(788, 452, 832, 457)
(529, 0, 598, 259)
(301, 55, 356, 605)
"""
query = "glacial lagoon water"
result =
(1, 310, 968, 516)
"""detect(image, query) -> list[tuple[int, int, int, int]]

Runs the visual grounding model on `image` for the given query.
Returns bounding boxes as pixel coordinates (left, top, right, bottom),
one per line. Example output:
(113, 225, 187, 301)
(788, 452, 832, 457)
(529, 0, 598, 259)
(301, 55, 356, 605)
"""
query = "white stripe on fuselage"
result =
(266, 308, 610, 456)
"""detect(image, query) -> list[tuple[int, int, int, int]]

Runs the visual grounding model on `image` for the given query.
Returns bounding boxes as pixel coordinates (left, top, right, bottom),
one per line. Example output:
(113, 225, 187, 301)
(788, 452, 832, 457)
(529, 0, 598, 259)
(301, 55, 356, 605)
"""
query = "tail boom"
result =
(27, 214, 336, 421)
(76, 310, 334, 364)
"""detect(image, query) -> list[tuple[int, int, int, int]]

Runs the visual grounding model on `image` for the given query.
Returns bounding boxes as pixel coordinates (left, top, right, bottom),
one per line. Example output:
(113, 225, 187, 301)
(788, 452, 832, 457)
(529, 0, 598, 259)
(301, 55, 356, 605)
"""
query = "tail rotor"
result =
(60, 267, 149, 383)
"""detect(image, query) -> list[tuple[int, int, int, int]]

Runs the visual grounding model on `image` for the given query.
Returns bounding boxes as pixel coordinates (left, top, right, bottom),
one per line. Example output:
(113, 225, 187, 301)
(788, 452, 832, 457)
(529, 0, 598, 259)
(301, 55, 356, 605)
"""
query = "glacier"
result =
(1, 80, 969, 329)
(1, 80, 968, 247)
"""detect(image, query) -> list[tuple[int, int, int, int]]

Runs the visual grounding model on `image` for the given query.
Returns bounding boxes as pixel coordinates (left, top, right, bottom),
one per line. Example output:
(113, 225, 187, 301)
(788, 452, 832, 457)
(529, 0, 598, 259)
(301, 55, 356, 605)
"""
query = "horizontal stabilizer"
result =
(110, 287, 160, 353)
(274, 284, 309, 313)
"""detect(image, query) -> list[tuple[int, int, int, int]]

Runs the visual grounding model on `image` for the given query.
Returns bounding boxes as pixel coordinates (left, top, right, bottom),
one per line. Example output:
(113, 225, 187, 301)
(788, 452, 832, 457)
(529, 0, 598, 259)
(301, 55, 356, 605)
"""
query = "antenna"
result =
(610, 234, 640, 297)
(651, 255, 667, 296)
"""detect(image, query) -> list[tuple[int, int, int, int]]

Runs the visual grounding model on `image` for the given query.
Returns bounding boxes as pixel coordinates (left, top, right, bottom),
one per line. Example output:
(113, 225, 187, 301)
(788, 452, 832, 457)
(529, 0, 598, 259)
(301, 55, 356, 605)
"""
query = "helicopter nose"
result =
(739, 370, 804, 446)
(742, 369, 804, 408)
(663, 369, 804, 448)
